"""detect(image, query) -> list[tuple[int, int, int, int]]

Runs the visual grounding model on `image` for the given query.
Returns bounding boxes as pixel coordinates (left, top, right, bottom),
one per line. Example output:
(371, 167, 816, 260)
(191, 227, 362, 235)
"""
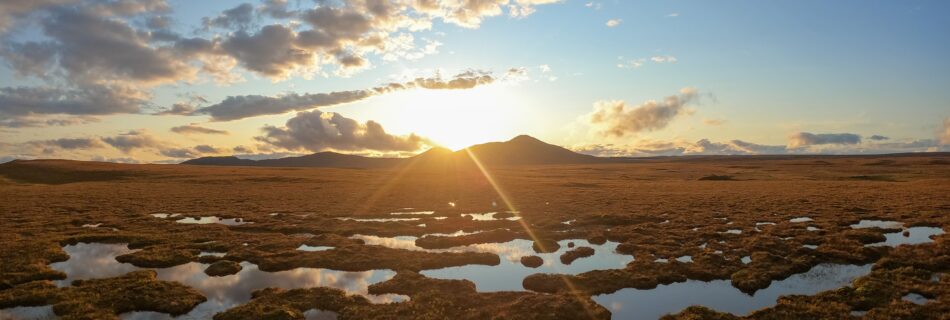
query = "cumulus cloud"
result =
(198, 70, 498, 121)
(256, 110, 430, 153)
(0, 0, 562, 125)
(100, 130, 166, 153)
(587, 87, 699, 137)
(170, 124, 229, 135)
(787, 132, 862, 148)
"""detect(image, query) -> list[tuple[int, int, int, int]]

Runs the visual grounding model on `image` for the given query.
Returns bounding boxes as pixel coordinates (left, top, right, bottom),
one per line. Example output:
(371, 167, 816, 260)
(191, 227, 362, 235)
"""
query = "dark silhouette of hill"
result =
(182, 135, 606, 168)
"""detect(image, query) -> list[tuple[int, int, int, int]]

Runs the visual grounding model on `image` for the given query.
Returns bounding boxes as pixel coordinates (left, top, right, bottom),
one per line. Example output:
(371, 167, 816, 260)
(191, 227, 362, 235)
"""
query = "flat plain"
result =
(0, 154, 948, 319)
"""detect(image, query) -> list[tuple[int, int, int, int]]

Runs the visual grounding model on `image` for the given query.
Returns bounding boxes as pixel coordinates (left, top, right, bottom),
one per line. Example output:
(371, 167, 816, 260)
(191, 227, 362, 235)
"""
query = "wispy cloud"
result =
(606, 19, 622, 27)
(587, 87, 699, 137)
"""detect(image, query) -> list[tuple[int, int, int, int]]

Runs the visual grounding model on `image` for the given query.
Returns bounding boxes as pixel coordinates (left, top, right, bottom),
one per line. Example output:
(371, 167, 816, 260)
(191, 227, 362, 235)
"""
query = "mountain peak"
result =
(509, 134, 542, 144)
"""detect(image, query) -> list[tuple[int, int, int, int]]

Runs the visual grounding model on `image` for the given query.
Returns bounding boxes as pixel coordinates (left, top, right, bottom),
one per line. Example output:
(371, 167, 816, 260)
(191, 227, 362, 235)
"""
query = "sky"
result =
(1, 0, 949, 163)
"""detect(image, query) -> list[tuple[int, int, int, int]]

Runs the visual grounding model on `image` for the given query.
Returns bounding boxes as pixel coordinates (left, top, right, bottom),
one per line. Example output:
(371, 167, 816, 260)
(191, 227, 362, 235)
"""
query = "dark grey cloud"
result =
(203, 3, 255, 30)
(101, 130, 165, 153)
(198, 71, 496, 121)
(0, 115, 99, 128)
(588, 88, 699, 137)
(867, 135, 889, 141)
(170, 124, 229, 135)
(154, 103, 196, 115)
(0, 85, 142, 117)
(159, 144, 224, 158)
(256, 110, 430, 152)
(29, 137, 104, 150)
(788, 132, 862, 148)
(220, 24, 313, 78)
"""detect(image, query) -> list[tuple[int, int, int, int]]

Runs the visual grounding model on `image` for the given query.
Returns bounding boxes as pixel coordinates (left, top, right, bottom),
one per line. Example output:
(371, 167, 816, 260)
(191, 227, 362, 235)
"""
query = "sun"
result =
(354, 83, 532, 151)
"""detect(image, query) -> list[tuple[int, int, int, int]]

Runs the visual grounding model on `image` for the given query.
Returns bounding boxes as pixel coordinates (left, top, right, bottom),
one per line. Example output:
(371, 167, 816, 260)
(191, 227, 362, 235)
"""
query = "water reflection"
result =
(421, 239, 633, 292)
(850, 220, 903, 229)
(175, 216, 251, 226)
(789, 217, 813, 223)
(866, 227, 944, 247)
(593, 263, 871, 320)
(46, 243, 404, 319)
(389, 211, 435, 215)
(902, 293, 932, 305)
(461, 212, 521, 221)
(0, 306, 56, 320)
(335, 217, 420, 222)
(297, 245, 334, 252)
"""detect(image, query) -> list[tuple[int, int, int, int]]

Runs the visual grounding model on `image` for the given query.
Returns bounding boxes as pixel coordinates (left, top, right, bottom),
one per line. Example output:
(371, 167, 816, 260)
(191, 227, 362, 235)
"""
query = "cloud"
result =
(868, 135, 889, 141)
(198, 70, 498, 121)
(605, 19, 622, 27)
(100, 130, 165, 153)
(170, 124, 229, 135)
(650, 55, 677, 63)
(587, 87, 699, 137)
(703, 118, 725, 126)
(666, 13, 679, 18)
(787, 132, 862, 148)
(28, 138, 104, 152)
(941, 117, 950, 145)
(574, 138, 789, 157)
(159, 144, 224, 158)
(617, 55, 678, 69)
(256, 110, 430, 153)
(202, 3, 254, 30)
(1, 1, 562, 123)
(154, 103, 196, 115)
(0, 85, 143, 117)
(0, 115, 99, 128)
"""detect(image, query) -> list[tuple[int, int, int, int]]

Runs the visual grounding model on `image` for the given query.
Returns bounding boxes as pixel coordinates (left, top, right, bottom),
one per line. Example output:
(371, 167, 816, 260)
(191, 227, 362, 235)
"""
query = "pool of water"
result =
(789, 217, 813, 223)
(593, 263, 872, 319)
(866, 227, 944, 247)
(335, 217, 420, 222)
(461, 212, 522, 221)
(0, 306, 56, 320)
(850, 220, 903, 229)
(175, 216, 251, 226)
(297, 245, 335, 252)
(43, 243, 404, 319)
(389, 210, 435, 215)
(420, 239, 633, 292)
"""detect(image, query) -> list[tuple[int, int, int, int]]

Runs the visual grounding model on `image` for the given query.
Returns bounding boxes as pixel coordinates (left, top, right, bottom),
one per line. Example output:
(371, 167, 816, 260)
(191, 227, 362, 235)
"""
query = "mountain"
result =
(461, 135, 602, 165)
(182, 135, 606, 168)
(181, 152, 401, 168)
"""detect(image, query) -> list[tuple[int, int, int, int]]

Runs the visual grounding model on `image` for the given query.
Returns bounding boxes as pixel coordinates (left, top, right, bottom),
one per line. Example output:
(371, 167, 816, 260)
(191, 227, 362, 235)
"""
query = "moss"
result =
(0, 271, 205, 319)
(560, 247, 595, 265)
(205, 260, 242, 276)
(521, 256, 543, 268)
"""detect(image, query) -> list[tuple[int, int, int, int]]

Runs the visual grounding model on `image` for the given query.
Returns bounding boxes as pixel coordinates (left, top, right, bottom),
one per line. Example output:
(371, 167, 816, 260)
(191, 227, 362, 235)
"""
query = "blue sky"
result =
(1, 0, 948, 162)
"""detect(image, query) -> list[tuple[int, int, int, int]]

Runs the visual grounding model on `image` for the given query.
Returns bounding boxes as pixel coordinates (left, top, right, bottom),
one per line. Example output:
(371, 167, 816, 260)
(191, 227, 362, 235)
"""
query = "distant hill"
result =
(182, 135, 607, 168)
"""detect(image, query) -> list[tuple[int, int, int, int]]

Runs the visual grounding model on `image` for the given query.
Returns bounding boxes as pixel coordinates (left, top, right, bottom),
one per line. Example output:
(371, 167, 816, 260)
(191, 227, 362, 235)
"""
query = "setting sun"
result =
(0, 1, 948, 319)
(353, 82, 535, 151)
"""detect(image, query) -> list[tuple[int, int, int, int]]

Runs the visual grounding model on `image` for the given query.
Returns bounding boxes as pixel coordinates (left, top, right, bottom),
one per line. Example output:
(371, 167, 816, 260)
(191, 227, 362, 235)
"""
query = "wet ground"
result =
(0, 154, 948, 319)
